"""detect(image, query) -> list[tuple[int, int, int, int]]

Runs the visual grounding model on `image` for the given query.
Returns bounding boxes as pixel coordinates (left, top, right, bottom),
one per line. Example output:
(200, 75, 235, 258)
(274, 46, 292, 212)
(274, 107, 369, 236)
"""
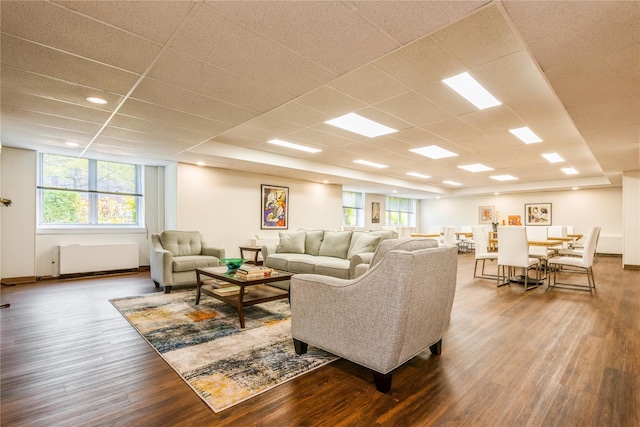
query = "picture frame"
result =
(524, 203, 551, 226)
(508, 215, 521, 225)
(261, 184, 288, 229)
(371, 202, 380, 224)
(478, 206, 495, 224)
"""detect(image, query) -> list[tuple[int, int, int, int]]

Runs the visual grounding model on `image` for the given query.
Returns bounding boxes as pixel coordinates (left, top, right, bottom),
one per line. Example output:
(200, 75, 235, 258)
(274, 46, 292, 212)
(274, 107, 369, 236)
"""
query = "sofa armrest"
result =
(150, 247, 174, 286)
(202, 246, 225, 259)
(261, 243, 278, 260)
(349, 252, 375, 279)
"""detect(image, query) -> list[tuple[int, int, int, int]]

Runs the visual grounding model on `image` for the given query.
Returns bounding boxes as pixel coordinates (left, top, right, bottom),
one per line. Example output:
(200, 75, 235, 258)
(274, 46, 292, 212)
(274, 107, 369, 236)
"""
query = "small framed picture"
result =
(524, 203, 551, 226)
(261, 184, 288, 229)
(371, 202, 380, 224)
(478, 206, 495, 224)
(508, 215, 521, 225)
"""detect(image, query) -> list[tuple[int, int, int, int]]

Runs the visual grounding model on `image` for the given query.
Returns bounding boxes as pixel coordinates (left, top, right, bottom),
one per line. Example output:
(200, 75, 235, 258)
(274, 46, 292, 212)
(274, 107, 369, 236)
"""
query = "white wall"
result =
(175, 163, 343, 258)
(622, 170, 640, 266)
(420, 188, 623, 253)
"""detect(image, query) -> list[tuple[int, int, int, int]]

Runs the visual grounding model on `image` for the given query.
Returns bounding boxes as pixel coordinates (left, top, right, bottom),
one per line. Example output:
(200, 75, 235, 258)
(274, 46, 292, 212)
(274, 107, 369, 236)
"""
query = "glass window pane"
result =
(97, 161, 137, 194)
(41, 189, 89, 224)
(42, 154, 89, 190)
(98, 194, 137, 224)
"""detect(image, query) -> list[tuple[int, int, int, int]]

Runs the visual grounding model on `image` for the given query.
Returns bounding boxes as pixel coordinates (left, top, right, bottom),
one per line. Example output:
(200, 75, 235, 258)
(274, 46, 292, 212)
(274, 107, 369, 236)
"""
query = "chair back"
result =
(427, 225, 441, 235)
(497, 226, 530, 268)
(472, 226, 489, 256)
(548, 226, 567, 238)
(369, 238, 439, 268)
(581, 226, 601, 266)
(442, 226, 456, 246)
(526, 226, 549, 258)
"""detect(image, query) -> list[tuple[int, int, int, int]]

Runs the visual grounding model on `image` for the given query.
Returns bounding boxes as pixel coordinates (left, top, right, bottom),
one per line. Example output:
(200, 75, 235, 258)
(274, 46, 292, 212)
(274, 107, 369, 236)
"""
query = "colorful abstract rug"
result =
(110, 290, 337, 412)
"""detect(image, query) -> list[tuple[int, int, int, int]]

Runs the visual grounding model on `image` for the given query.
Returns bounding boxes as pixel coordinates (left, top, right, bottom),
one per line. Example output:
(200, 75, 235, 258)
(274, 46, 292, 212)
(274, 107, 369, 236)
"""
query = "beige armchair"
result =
(150, 230, 225, 293)
(290, 245, 458, 393)
(352, 237, 439, 278)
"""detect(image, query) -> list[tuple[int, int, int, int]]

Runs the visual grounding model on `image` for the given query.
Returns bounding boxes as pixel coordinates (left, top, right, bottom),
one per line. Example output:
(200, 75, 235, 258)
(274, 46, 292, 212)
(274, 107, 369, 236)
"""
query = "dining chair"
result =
(472, 226, 497, 279)
(442, 226, 460, 250)
(497, 226, 541, 291)
(526, 226, 552, 278)
(459, 225, 474, 252)
(548, 226, 601, 292)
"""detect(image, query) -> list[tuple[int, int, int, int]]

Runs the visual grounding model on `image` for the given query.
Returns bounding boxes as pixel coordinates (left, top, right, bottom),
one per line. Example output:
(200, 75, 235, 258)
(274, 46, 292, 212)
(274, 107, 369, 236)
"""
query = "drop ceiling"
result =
(1, 1, 638, 198)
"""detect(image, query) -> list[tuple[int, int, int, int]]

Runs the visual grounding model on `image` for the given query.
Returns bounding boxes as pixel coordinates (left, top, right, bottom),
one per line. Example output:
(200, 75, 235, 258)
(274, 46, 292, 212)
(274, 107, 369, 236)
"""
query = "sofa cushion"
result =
(319, 230, 352, 259)
(160, 230, 202, 256)
(266, 253, 316, 274)
(172, 255, 220, 272)
(305, 230, 324, 256)
(347, 233, 381, 260)
(276, 230, 306, 254)
(315, 257, 351, 279)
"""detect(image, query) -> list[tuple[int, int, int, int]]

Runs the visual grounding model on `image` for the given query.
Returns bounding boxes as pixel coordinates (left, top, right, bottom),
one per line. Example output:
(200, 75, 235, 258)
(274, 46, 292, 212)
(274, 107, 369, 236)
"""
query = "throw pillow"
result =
(276, 230, 306, 254)
(347, 233, 381, 259)
(305, 230, 324, 256)
(318, 230, 352, 259)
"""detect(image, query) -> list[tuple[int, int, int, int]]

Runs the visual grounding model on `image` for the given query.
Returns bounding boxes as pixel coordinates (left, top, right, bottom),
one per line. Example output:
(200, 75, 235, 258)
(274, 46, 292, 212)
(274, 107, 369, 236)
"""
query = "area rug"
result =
(110, 290, 337, 412)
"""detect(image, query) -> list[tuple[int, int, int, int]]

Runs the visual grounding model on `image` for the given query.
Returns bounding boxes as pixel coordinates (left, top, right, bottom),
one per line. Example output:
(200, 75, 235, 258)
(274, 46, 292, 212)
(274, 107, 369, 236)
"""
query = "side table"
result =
(239, 246, 263, 265)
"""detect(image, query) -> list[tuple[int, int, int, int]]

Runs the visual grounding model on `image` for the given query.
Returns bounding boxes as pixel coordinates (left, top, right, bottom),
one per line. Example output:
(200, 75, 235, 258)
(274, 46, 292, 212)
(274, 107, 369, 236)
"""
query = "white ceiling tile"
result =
(374, 91, 453, 127)
(328, 65, 410, 105)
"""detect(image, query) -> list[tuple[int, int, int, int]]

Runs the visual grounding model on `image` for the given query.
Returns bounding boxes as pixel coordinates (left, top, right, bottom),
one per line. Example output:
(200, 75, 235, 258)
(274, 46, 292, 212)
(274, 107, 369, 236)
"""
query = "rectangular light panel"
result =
(325, 113, 397, 138)
(442, 180, 462, 186)
(509, 127, 542, 144)
(542, 153, 564, 163)
(353, 159, 388, 168)
(268, 139, 321, 153)
(442, 72, 502, 110)
(407, 172, 431, 179)
(562, 167, 579, 175)
(410, 145, 458, 159)
(490, 175, 518, 181)
(458, 163, 494, 172)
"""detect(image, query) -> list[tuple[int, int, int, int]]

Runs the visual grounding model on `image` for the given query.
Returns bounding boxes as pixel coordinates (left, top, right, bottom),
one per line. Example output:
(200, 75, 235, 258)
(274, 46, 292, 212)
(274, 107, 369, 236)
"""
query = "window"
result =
(342, 191, 364, 226)
(38, 153, 143, 227)
(385, 196, 415, 226)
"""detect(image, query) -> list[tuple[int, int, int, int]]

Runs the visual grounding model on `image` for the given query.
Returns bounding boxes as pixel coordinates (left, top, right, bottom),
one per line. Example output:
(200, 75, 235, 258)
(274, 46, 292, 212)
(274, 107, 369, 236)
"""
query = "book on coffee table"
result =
(211, 285, 248, 296)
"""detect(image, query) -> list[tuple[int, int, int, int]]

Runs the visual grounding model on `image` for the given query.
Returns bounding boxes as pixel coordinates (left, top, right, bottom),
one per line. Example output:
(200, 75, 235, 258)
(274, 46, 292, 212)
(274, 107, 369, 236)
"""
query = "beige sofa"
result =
(261, 229, 397, 281)
(150, 230, 225, 293)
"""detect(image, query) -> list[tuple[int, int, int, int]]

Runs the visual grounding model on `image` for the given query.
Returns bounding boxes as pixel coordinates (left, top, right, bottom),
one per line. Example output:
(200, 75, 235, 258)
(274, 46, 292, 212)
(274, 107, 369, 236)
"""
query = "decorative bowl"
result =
(220, 258, 245, 273)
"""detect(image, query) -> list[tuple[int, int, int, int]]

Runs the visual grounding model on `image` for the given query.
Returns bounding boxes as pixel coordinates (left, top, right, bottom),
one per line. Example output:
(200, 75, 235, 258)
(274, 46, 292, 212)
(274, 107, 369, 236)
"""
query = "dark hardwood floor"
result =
(2, 253, 639, 426)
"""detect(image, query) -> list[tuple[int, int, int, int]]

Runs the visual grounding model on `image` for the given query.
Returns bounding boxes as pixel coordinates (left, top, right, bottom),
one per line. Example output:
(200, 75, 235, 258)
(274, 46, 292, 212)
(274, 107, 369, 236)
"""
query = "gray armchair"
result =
(150, 230, 225, 293)
(352, 237, 439, 278)
(290, 245, 458, 393)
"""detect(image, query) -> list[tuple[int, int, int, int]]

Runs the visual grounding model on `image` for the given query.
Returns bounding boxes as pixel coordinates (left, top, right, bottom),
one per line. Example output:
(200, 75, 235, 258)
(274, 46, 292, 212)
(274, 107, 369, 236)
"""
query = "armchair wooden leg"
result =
(163, 286, 172, 294)
(373, 371, 392, 393)
(429, 339, 442, 355)
(293, 338, 308, 355)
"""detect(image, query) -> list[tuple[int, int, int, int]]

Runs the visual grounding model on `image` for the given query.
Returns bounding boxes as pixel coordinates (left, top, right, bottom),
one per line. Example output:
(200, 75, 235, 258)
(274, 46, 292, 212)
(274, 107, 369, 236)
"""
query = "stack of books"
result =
(211, 285, 247, 296)
(235, 266, 274, 279)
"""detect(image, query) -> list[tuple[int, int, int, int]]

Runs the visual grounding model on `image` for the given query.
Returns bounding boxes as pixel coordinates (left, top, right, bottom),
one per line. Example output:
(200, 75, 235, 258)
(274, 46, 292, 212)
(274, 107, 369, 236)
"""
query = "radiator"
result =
(58, 243, 139, 275)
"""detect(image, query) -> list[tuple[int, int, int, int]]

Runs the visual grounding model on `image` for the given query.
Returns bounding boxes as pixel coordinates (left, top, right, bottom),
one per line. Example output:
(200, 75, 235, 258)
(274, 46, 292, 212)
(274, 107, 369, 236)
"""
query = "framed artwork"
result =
(524, 203, 551, 226)
(261, 184, 288, 229)
(371, 202, 380, 224)
(478, 206, 495, 224)
(508, 215, 521, 225)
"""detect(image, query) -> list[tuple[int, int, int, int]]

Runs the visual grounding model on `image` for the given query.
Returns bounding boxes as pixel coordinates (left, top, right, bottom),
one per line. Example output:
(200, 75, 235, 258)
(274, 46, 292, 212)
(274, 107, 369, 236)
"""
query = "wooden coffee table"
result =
(195, 266, 293, 328)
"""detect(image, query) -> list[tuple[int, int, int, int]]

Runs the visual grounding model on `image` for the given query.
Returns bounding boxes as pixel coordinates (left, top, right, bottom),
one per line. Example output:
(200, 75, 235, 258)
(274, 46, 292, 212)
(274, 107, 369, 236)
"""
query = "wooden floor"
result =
(1, 254, 639, 426)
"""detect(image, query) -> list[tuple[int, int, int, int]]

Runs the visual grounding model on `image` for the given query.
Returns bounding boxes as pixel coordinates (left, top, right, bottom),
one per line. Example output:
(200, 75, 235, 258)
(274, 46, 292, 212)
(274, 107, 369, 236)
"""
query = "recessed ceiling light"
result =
(542, 153, 565, 163)
(490, 175, 518, 181)
(441, 72, 502, 110)
(494, 192, 500, 195)
(392, 190, 398, 193)
(322, 180, 329, 184)
(268, 139, 321, 153)
(196, 161, 205, 166)
(562, 167, 579, 175)
(458, 163, 494, 172)
(509, 127, 542, 144)
(442, 180, 462, 186)
(86, 96, 107, 105)
(353, 159, 388, 168)
(410, 145, 458, 160)
(325, 113, 397, 138)
(407, 172, 431, 179)
(572, 187, 579, 190)
(65, 142, 79, 147)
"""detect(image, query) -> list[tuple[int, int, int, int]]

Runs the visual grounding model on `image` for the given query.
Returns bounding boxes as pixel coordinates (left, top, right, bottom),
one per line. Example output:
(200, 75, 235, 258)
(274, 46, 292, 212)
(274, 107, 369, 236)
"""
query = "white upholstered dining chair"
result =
(497, 226, 541, 291)
(547, 226, 601, 293)
(472, 226, 497, 279)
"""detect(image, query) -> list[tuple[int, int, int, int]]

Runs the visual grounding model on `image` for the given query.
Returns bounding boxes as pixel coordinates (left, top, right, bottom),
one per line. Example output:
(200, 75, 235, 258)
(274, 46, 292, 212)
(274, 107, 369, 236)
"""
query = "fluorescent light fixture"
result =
(65, 142, 79, 147)
(407, 172, 431, 179)
(353, 159, 388, 168)
(86, 96, 107, 104)
(494, 192, 500, 195)
(572, 187, 579, 190)
(562, 167, 579, 175)
(325, 113, 397, 138)
(458, 163, 494, 173)
(268, 139, 321, 153)
(196, 161, 205, 166)
(490, 175, 518, 181)
(442, 180, 462, 186)
(542, 153, 564, 163)
(410, 145, 458, 160)
(442, 72, 501, 110)
(509, 127, 542, 144)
